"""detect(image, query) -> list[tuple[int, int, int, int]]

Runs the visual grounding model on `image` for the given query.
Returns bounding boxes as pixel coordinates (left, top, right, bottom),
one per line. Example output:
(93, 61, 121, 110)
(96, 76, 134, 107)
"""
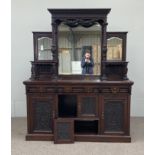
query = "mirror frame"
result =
(48, 9, 111, 80)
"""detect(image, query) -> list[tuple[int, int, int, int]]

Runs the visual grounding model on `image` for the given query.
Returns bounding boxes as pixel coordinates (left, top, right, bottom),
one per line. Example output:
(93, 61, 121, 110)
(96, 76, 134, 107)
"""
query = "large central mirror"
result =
(58, 22, 101, 75)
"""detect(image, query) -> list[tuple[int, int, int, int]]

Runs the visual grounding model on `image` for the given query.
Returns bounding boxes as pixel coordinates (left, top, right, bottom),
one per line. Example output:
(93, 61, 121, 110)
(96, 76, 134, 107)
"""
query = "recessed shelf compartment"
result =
(74, 120, 98, 135)
(58, 95, 77, 117)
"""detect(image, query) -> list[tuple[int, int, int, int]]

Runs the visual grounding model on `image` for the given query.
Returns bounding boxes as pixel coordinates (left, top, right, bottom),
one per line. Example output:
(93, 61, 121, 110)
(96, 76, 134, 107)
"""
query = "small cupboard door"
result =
(101, 94, 128, 135)
(78, 95, 99, 117)
(54, 119, 74, 144)
(28, 95, 56, 133)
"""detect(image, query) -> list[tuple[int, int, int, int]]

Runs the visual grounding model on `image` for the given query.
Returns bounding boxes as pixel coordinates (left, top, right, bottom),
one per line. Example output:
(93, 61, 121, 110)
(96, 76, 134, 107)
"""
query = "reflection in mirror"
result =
(38, 37, 53, 60)
(58, 23, 101, 75)
(107, 37, 123, 61)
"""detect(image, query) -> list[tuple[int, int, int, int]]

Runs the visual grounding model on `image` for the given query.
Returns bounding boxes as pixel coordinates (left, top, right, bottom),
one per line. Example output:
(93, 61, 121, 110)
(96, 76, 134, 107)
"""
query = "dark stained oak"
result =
(23, 9, 134, 143)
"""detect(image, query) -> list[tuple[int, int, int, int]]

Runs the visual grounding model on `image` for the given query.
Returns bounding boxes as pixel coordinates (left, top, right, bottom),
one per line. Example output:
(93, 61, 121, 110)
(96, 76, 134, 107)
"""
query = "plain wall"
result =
(11, 0, 144, 117)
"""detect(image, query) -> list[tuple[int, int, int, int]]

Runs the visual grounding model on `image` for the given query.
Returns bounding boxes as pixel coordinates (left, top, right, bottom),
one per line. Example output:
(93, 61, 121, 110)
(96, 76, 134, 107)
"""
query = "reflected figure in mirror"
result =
(81, 50, 94, 74)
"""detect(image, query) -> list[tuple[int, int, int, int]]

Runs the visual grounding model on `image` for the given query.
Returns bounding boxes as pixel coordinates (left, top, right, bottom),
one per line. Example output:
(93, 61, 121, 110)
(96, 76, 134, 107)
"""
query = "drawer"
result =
(56, 86, 100, 93)
(101, 86, 130, 94)
(26, 86, 41, 93)
(44, 87, 57, 93)
(27, 86, 58, 93)
(26, 86, 130, 94)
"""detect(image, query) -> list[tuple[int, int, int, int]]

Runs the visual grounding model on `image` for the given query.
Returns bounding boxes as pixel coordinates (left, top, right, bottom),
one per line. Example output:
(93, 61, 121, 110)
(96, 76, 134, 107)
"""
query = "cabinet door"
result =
(101, 94, 128, 135)
(54, 119, 74, 144)
(78, 95, 98, 117)
(28, 95, 56, 133)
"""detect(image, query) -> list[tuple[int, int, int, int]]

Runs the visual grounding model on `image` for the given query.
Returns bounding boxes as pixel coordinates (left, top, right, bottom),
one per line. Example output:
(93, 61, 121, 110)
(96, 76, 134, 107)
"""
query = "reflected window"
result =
(107, 37, 122, 61)
(58, 23, 101, 75)
(38, 37, 53, 60)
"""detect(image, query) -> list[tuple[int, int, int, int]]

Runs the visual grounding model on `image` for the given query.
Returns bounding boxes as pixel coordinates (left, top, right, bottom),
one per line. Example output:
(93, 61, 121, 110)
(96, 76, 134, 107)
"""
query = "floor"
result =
(11, 117, 144, 155)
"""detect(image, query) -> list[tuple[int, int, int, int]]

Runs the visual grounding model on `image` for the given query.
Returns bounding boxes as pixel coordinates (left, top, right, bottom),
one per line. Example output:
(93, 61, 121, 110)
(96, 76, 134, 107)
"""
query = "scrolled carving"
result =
(103, 62, 129, 80)
(56, 18, 106, 28)
(64, 19, 98, 28)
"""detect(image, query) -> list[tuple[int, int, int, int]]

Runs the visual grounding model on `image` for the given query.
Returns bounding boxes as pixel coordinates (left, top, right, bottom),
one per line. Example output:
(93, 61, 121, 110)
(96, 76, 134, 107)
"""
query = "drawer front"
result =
(26, 85, 130, 94)
(27, 86, 57, 93)
(56, 86, 100, 93)
(27, 86, 41, 93)
(44, 87, 57, 93)
(101, 86, 130, 94)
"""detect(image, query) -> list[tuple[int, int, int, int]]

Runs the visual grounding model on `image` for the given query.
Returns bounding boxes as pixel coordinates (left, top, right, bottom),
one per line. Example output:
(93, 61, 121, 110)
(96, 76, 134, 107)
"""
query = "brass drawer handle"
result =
(64, 87, 72, 92)
(86, 87, 92, 93)
(111, 87, 119, 94)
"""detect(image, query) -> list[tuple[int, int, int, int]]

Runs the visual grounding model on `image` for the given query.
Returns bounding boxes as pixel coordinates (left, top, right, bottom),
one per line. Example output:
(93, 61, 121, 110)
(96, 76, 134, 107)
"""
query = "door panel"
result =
(78, 95, 98, 117)
(104, 100, 124, 132)
(54, 119, 74, 144)
(101, 95, 128, 135)
(28, 95, 56, 133)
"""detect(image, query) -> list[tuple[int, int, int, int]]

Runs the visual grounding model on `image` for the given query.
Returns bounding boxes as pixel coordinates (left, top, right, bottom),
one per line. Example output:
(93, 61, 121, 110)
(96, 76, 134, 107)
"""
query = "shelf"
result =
(55, 117, 99, 135)
(74, 120, 98, 135)
(58, 95, 77, 117)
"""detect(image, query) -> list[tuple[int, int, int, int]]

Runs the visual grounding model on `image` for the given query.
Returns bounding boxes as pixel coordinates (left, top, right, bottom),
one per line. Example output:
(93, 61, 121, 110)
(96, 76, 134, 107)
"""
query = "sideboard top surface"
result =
(23, 79, 134, 86)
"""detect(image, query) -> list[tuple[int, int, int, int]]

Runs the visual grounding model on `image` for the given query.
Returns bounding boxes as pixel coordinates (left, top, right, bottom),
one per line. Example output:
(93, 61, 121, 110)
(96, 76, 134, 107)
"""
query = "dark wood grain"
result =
(23, 9, 134, 143)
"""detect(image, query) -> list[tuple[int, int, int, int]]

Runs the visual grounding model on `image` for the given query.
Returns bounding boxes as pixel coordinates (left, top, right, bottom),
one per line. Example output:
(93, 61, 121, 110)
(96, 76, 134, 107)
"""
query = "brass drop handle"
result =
(111, 87, 119, 94)
(64, 87, 72, 92)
